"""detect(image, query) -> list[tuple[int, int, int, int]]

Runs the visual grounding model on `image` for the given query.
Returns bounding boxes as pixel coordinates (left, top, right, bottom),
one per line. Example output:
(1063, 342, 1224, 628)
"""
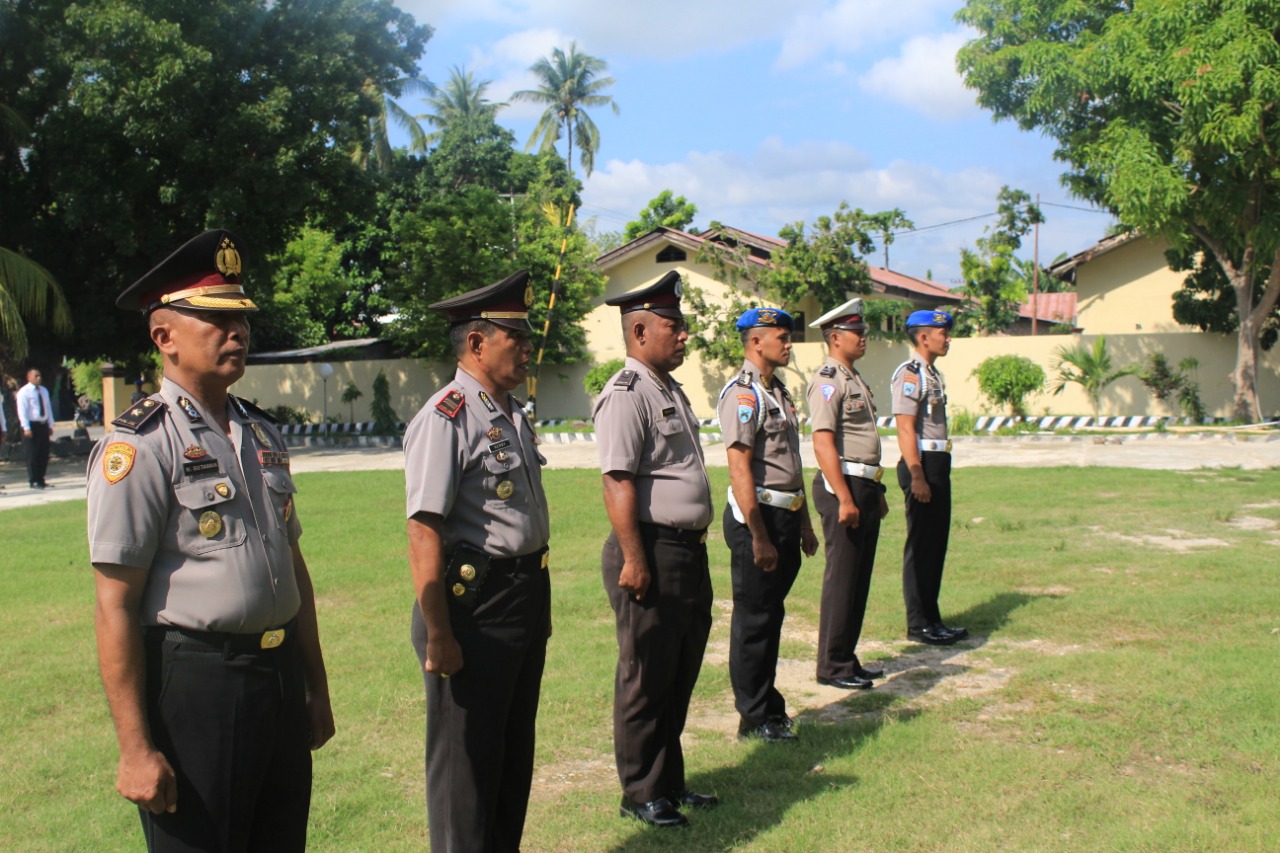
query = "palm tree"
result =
(0, 247, 73, 359)
(421, 66, 505, 146)
(353, 75, 435, 171)
(1051, 336, 1133, 420)
(512, 43, 619, 179)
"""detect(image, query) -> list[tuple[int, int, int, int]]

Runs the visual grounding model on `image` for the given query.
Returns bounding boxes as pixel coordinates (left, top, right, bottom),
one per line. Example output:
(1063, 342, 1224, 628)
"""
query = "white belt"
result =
(918, 438, 952, 453)
(726, 486, 806, 523)
(841, 460, 883, 482)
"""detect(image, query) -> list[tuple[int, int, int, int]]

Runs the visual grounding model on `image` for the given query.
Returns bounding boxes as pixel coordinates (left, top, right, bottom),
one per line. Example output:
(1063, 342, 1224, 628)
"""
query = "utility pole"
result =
(1032, 193, 1040, 336)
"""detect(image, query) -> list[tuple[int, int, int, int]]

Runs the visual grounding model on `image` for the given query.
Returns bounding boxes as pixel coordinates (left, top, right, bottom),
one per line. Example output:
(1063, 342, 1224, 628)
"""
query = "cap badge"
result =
(933, 312, 947, 324)
(215, 237, 242, 278)
(199, 510, 223, 539)
(524, 283, 534, 307)
(758, 308, 778, 326)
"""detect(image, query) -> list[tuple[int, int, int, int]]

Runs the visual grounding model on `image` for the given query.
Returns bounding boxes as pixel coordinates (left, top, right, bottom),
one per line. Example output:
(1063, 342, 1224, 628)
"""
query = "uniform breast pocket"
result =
(652, 414, 689, 463)
(763, 415, 790, 457)
(174, 480, 247, 554)
(482, 451, 527, 506)
(261, 468, 298, 527)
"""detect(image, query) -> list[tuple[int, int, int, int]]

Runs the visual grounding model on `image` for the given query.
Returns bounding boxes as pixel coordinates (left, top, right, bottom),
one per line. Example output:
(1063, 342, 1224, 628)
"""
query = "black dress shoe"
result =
(620, 796, 688, 827)
(939, 623, 968, 640)
(817, 674, 874, 690)
(738, 718, 797, 742)
(854, 664, 884, 680)
(672, 788, 718, 808)
(907, 625, 958, 646)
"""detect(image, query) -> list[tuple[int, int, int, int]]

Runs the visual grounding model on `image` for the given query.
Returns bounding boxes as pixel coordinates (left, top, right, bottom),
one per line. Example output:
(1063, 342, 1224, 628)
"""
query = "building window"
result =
(791, 312, 806, 343)
(656, 246, 686, 263)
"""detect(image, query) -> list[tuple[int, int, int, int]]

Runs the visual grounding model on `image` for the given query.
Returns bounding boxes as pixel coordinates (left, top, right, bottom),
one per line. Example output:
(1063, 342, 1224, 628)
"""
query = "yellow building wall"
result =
(1075, 236, 1194, 335)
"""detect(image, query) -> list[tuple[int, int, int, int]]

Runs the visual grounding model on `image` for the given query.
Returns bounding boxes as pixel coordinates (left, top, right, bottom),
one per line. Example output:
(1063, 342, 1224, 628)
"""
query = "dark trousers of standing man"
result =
(723, 503, 801, 726)
(897, 451, 952, 630)
(411, 559, 551, 853)
(813, 472, 884, 680)
(24, 421, 50, 485)
(139, 628, 312, 853)
(602, 526, 712, 804)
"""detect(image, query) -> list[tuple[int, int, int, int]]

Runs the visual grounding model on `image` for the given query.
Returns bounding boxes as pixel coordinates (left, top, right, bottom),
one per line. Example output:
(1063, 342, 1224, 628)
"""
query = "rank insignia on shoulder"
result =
(614, 369, 637, 389)
(176, 396, 202, 421)
(435, 390, 465, 419)
(818, 365, 836, 377)
(112, 399, 167, 433)
(102, 442, 137, 484)
(736, 371, 752, 387)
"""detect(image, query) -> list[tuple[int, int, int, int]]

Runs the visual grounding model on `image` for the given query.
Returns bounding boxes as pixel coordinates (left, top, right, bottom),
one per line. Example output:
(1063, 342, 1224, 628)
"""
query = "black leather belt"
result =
(490, 546, 550, 573)
(640, 522, 708, 544)
(148, 618, 297, 653)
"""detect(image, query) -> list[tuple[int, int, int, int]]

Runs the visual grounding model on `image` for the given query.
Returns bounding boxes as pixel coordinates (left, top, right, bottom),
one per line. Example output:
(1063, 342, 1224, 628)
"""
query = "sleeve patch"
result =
(435, 390, 465, 419)
(738, 405, 756, 424)
(102, 442, 137, 484)
(903, 382, 918, 397)
(820, 383, 836, 400)
(736, 393, 758, 408)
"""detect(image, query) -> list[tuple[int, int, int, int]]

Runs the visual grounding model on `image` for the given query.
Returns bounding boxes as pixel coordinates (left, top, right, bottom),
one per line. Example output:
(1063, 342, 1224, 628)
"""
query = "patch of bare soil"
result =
(1090, 525, 1229, 551)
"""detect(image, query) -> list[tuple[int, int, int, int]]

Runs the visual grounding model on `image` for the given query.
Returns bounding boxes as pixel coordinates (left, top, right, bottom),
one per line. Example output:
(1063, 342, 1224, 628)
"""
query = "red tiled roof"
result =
(867, 266, 960, 301)
(1018, 291, 1076, 323)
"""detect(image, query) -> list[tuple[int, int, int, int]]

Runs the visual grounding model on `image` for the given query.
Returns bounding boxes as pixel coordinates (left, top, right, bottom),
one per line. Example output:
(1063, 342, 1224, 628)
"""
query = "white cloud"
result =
(857, 31, 980, 121)
(774, 0, 957, 70)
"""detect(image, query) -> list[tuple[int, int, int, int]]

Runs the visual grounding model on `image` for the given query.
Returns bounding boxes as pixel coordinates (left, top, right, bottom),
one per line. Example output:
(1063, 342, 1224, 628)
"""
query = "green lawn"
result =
(3, 467, 1278, 851)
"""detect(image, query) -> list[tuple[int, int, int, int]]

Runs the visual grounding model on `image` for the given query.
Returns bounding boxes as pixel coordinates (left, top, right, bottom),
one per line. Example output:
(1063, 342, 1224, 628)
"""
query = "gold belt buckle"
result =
(260, 628, 285, 649)
(789, 494, 805, 511)
(699, 531, 708, 544)
(873, 467, 884, 483)
(945, 440, 953, 453)
(540, 551, 549, 570)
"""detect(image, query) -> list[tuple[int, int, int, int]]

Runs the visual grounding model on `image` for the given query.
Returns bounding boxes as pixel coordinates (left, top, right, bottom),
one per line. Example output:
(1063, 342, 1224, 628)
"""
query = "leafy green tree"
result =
(583, 358, 625, 396)
(0, 247, 73, 359)
(0, 0, 430, 362)
(1051, 336, 1133, 420)
(957, 0, 1280, 420)
(257, 227, 356, 351)
(355, 75, 436, 171)
(513, 42, 619, 179)
(953, 187, 1043, 336)
(864, 208, 915, 269)
(340, 380, 363, 422)
(1132, 353, 1206, 421)
(422, 66, 504, 147)
(370, 369, 399, 434)
(972, 354, 1046, 417)
(624, 191, 698, 241)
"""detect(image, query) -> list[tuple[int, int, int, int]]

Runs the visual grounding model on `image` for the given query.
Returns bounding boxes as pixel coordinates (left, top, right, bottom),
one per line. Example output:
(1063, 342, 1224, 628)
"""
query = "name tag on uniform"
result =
(661, 406, 675, 417)
(488, 439, 512, 453)
(183, 460, 220, 477)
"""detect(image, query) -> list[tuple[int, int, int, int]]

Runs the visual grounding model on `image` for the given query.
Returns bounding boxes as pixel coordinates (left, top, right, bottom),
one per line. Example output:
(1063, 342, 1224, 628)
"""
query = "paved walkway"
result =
(4, 427, 1277, 511)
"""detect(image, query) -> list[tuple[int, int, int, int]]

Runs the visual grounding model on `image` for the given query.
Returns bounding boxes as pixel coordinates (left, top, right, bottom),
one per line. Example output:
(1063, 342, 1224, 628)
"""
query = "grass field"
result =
(2, 466, 1278, 851)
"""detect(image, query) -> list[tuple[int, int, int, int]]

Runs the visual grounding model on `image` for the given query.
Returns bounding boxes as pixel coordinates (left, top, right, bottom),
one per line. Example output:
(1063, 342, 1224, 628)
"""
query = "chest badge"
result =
(284, 497, 293, 522)
(183, 444, 207, 460)
(494, 450, 510, 463)
(215, 483, 230, 498)
(487, 426, 503, 441)
(176, 396, 202, 421)
(250, 422, 271, 446)
(198, 510, 223, 539)
(496, 480, 515, 500)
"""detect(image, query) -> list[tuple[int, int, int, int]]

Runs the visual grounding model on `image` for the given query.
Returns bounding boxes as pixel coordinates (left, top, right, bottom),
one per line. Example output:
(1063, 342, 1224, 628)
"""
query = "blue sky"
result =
(394, 0, 1116, 286)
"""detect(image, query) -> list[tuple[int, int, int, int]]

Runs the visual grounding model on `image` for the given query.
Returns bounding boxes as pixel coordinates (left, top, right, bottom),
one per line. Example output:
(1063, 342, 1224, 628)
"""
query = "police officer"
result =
(891, 309, 968, 646)
(404, 270, 552, 853)
(88, 229, 335, 852)
(595, 270, 717, 828)
(718, 307, 818, 742)
(807, 298, 890, 689)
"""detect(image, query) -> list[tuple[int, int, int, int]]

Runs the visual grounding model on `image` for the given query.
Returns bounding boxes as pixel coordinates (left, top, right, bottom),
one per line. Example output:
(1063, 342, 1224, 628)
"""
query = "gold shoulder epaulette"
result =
(112, 398, 166, 433)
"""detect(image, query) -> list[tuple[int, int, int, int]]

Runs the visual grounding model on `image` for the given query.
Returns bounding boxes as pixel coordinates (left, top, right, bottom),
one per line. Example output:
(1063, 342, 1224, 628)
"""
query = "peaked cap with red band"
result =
(809, 297, 868, 332)
(117, 229, 257, 314)
(429, 269, 535, 332)
(604, 270, 685, 319)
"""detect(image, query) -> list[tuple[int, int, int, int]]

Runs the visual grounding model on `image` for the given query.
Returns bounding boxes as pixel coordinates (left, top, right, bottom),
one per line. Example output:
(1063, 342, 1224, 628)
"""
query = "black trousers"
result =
(24, 421, 49, 485)
(898, 451, 952, 629)
(723, 502, 801, 725)
(602, 527, 712, 803)
(813, 472, 884, 679)
(411, 561, 551, 853)
(139, 633, 312, 853)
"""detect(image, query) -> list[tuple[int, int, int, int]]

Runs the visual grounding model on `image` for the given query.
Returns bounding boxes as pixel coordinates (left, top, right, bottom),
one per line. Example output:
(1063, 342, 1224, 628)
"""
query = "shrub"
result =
(972, 354, 1046, 417)
(583, 358, 625, 396)
(370, 369, 399, 434)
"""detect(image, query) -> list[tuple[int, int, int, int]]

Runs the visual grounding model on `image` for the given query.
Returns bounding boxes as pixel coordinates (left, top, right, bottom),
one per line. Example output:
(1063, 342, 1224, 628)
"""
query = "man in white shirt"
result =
(17, 368, 54, 489)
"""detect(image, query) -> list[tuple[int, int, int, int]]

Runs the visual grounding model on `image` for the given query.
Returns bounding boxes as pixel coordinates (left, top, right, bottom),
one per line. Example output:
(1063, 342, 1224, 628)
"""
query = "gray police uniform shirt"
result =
(891, 355, 949, 440)
(594, 357, 713, 531)
(806, 357, 882, 465)
(717, 360, 803, 491)
(86, 377, 302, 633)
(404, 367, 550, 558)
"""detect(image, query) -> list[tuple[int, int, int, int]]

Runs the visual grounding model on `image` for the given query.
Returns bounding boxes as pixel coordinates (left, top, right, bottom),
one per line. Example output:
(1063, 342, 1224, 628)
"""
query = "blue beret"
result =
(906, 309, 954, 330)
(735, 307, 794, 331)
